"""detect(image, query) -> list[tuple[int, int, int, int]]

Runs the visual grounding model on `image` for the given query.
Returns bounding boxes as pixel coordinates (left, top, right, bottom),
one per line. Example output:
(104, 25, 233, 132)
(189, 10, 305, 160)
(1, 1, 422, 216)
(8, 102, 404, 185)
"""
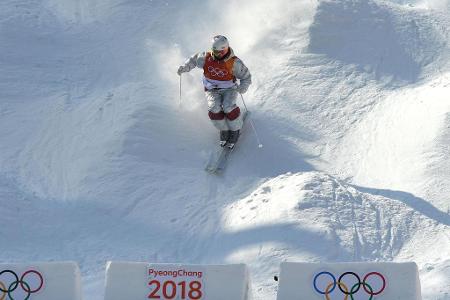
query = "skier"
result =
(177, 35, 252, 149)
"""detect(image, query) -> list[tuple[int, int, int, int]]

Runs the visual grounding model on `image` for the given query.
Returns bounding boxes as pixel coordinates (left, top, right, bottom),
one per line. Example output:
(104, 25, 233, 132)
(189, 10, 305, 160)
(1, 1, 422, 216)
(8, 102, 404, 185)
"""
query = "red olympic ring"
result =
(20, 270, 44, 293)
(363, 272, 386, 295)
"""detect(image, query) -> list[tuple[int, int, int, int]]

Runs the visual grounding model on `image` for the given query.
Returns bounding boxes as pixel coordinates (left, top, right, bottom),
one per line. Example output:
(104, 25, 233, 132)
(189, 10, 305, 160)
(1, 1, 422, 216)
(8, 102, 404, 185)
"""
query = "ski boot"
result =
(227, 130, 240, 149)
(219, 130, 230, 147)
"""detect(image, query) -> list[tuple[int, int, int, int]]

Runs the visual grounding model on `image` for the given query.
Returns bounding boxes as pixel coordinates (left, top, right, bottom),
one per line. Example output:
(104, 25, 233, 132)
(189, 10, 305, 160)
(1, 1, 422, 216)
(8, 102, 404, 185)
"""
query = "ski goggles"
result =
(212, 48, 228, 57)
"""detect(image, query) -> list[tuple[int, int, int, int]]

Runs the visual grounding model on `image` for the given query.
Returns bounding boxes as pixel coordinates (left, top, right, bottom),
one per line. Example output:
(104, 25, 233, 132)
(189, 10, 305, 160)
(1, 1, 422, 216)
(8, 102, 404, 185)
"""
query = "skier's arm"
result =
(177, 52, 207, 75)
(233, 58, 252, 94)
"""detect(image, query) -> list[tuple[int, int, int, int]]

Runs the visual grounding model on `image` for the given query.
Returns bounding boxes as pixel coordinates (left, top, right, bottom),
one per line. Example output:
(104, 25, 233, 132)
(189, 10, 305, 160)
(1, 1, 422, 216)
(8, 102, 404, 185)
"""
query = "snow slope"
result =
(0, 0, 449, 299)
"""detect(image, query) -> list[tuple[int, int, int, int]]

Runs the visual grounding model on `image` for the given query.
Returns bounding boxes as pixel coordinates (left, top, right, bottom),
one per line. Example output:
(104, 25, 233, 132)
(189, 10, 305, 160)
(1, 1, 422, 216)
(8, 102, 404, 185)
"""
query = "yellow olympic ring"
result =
(0, 281, 6, 300)
(325, 281, 349, 300)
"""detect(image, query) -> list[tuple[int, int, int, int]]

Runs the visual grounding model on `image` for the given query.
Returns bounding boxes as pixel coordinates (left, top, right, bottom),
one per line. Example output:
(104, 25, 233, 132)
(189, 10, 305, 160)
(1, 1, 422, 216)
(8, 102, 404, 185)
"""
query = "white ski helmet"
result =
(211, 35, 229, 57)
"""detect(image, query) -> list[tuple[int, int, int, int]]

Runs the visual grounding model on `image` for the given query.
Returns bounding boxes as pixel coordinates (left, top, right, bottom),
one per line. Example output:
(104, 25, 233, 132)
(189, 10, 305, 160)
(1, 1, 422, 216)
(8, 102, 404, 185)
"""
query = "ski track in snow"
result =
(1, 0, 450, 299)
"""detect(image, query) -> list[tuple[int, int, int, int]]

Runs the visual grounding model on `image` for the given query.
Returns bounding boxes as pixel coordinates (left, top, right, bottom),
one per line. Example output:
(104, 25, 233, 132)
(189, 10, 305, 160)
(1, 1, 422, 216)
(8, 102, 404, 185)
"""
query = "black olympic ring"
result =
(313, 271, 386, 298)
(0, 269, 44, 300)
(338, 272, 361, 295)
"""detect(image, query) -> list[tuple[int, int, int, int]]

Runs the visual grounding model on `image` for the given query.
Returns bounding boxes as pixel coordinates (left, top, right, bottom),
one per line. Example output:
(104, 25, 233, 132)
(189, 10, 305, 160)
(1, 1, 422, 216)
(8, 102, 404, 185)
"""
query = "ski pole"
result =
(240, 93, 263, 148)
(179, 74, 182, 106)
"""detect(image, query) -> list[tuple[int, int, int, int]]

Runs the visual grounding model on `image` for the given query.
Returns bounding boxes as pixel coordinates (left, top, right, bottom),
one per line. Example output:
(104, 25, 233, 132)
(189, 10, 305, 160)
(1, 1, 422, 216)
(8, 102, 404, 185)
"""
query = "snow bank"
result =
(333, 73, 450, 212)
(222, 172, 423, 262)
(276, 262, 421, 300)
(307, 0, 448, 84)
(220, 171, 433, 299)
(0, 262, 82, 300)
(104, 261, 250, 300)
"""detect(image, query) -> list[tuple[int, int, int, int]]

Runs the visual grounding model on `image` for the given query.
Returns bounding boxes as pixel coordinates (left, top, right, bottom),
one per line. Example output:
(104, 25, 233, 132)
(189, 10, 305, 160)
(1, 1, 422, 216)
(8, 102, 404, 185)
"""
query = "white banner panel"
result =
(276, 262, 421, 300)
(0, 262, 82, 300)
(104, 262, 250, 300)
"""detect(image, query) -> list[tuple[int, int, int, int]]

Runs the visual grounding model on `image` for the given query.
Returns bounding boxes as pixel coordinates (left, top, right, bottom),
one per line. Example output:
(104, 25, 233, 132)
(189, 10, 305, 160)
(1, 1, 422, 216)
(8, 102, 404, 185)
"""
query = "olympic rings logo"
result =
(313, 271, 386, 299)
(0, 270, 44, 300)
(207, 66, 228, 78)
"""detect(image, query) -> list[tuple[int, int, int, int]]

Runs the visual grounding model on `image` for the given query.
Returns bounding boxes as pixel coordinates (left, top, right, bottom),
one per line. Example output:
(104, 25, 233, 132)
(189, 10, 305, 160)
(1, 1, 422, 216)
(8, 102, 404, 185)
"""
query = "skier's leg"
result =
(222, 89, 242, 147)
(206, 90, 229, 145)
(222, 89, 242, 131)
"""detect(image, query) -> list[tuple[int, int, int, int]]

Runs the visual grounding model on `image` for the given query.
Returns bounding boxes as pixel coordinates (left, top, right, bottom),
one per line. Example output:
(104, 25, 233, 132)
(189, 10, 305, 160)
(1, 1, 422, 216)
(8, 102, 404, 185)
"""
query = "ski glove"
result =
(236, 84, 248, 94)
(177, 65, 188, 76)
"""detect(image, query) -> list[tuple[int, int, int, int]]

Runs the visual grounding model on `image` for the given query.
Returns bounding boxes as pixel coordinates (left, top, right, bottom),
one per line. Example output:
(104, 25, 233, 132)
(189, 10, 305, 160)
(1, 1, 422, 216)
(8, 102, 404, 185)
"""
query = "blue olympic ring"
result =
(314, 272, 336, 295)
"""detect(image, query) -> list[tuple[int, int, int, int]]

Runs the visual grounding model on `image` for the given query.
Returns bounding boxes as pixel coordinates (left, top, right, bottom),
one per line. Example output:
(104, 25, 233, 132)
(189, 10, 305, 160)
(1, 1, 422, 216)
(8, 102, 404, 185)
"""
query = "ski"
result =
(205, 146, 231, 174)
(205, 111, 249, 174)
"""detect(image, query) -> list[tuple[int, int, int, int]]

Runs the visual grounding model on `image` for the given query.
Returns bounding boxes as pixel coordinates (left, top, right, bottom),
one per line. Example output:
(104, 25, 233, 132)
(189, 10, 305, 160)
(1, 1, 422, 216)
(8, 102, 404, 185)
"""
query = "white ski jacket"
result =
(181, 48, 252, 93)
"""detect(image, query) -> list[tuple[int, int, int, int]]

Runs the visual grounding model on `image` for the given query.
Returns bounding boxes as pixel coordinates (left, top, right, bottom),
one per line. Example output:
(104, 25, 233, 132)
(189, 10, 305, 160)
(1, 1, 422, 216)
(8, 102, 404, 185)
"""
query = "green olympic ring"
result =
(8, 281, 31, 300)
(350, 282, 373, 300)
